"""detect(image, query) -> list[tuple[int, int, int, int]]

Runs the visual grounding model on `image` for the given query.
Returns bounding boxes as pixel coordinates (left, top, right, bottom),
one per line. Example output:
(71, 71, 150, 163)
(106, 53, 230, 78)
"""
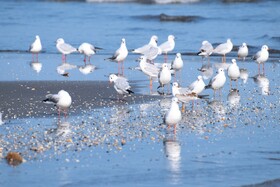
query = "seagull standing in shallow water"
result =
(205, 68, 227, 97)
(165, 97, 182, 133)
(138, 56, 160, 89)
(132, 35, 158, 55)
(56, 38, 77, 63)
(78, 42, 101, 64)
(158, 63, 172, 93)
(29, 35, 42, 62)
(237, 43, 248, 61)
(213, 39, 233, 63)
(252, 45, 269, 74)
(43, 90, 72, 118)
(197, 40, 213, 62)
(159, 35, 175, 62)
(227, 59, 240, 89)
(107, 38, 128, 75)
(171, 53, 183, 80)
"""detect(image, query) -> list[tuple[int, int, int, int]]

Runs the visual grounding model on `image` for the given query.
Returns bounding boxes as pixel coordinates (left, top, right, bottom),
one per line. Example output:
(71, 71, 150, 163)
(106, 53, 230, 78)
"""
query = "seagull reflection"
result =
(227, 89, 240, 108)
(78, 64, 96, 75)
(46, 120, 72, 140)
(253, 74, 270, 95)
(56, 63, 77, 77)
(56, 120, 72, 139)
(163, 126, 181, 185)
(197, 63, 213, 80)
(240, 68, 249, 84)
(208, 99, 226, 120)
(30, 61, 42, 73)
(109, 105, 130, 124)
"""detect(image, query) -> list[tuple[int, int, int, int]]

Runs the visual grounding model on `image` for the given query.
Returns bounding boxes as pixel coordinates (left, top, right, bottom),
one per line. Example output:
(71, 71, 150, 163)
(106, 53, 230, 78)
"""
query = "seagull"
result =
(43, 90, 72, 118)
(29, 35, 42, 62)
(131, 35, 158, 54)
(78, 42, 101, 64)
(158, 63, 172, 92)
(197, 40, 213, 62)
(138, 56, 160, 88)
(205, 68, 227, 97)
(0, 112, 5, 125)
(213, 39, 233, 63)
(172, 78, 206, 111)
(109, 74, 134, 96)
(227, 59, 240, 89)
(107, 38, 128, 75)
(171, 53, 183, 79)
(237, 42, 248, 61)
(143, 45, 161, 63)
(252, 45, 269, 73)
(159, 35, 175, 62)
(165, 97, 182, 129)
(189, 75, 206, 95)
(56, 38, 77, 63)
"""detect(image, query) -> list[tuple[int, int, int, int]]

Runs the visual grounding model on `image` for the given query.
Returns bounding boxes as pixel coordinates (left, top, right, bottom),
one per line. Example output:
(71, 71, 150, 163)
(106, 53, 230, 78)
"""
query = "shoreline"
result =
(0, 80, 160, 119)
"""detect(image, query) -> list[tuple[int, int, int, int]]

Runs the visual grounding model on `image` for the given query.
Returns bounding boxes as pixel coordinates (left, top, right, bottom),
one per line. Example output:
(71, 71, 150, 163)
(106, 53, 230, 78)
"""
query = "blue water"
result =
(0, 0, 280, 187)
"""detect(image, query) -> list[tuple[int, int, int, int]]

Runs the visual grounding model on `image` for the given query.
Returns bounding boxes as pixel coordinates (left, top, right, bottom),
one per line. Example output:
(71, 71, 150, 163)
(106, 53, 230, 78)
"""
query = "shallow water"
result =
(0, 0, 280, 187)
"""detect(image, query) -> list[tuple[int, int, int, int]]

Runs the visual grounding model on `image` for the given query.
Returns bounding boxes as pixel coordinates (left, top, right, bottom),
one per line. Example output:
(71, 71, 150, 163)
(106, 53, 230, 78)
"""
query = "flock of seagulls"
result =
(28, 34, 271, 130)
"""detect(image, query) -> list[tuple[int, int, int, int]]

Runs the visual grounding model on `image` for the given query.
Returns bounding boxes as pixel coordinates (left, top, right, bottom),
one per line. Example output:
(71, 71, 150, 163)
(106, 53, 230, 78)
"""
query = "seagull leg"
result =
(230, 79, 232, 90)
(181, 103, 185, 113)
(173, 124, 176, 135)
(263, 63, 265, 75)
(122, 61, 124, 75)
(164, 54, 168, 63)
(36, 53, 39, 62)
(83, 55, 87, 64)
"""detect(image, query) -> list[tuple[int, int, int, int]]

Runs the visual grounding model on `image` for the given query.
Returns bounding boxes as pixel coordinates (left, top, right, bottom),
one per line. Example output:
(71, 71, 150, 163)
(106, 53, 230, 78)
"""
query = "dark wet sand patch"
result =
(0, 81, 160, 119)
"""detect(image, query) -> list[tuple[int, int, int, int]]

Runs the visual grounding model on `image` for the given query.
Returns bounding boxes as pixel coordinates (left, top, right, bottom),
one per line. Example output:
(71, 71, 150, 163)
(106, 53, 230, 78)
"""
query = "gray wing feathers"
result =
(44, 94, 60, 104)
(116, 77, 130, 91)
(60, 43, 76, 52)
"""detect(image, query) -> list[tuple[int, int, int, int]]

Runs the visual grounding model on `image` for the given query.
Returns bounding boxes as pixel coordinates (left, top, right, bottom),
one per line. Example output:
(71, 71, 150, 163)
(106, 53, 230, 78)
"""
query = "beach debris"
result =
(5, 152, 24, 166)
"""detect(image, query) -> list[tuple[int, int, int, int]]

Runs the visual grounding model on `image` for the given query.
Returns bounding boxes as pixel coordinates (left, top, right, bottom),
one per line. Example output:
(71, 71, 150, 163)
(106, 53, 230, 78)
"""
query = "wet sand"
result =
(0, 81, 159, 119)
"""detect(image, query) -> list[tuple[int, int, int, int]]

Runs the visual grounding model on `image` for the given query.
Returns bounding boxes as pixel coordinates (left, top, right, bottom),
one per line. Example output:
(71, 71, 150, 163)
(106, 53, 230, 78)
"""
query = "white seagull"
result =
(138, 56, 160, 88)
(109, 74, 134, 95)
(213, 38, 233, 63)
(171, 53, 183, 79)
(237, 42, 248, 61)
(56, 38, 77, 63)
(227, 59, 240, 89)
(78, 42, 101, 64)
(252, 45, 269, 73)
(29, 35, 42, 62)
(158, 63, 172, 91)
(159, 35, 175, 61)
(132, 35, 158, 54)
(107, 38, 128, 75)
(189, 75, 206, 95)
(43, 90, 72, 117)
(205, 68, 227, 96)
(197, 40, 213, 61)
(165, 97, 182, 128)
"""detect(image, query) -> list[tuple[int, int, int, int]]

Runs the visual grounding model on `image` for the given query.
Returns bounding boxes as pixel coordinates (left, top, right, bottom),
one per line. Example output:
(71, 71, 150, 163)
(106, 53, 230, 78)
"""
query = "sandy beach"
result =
(0, 81, 160, 119)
